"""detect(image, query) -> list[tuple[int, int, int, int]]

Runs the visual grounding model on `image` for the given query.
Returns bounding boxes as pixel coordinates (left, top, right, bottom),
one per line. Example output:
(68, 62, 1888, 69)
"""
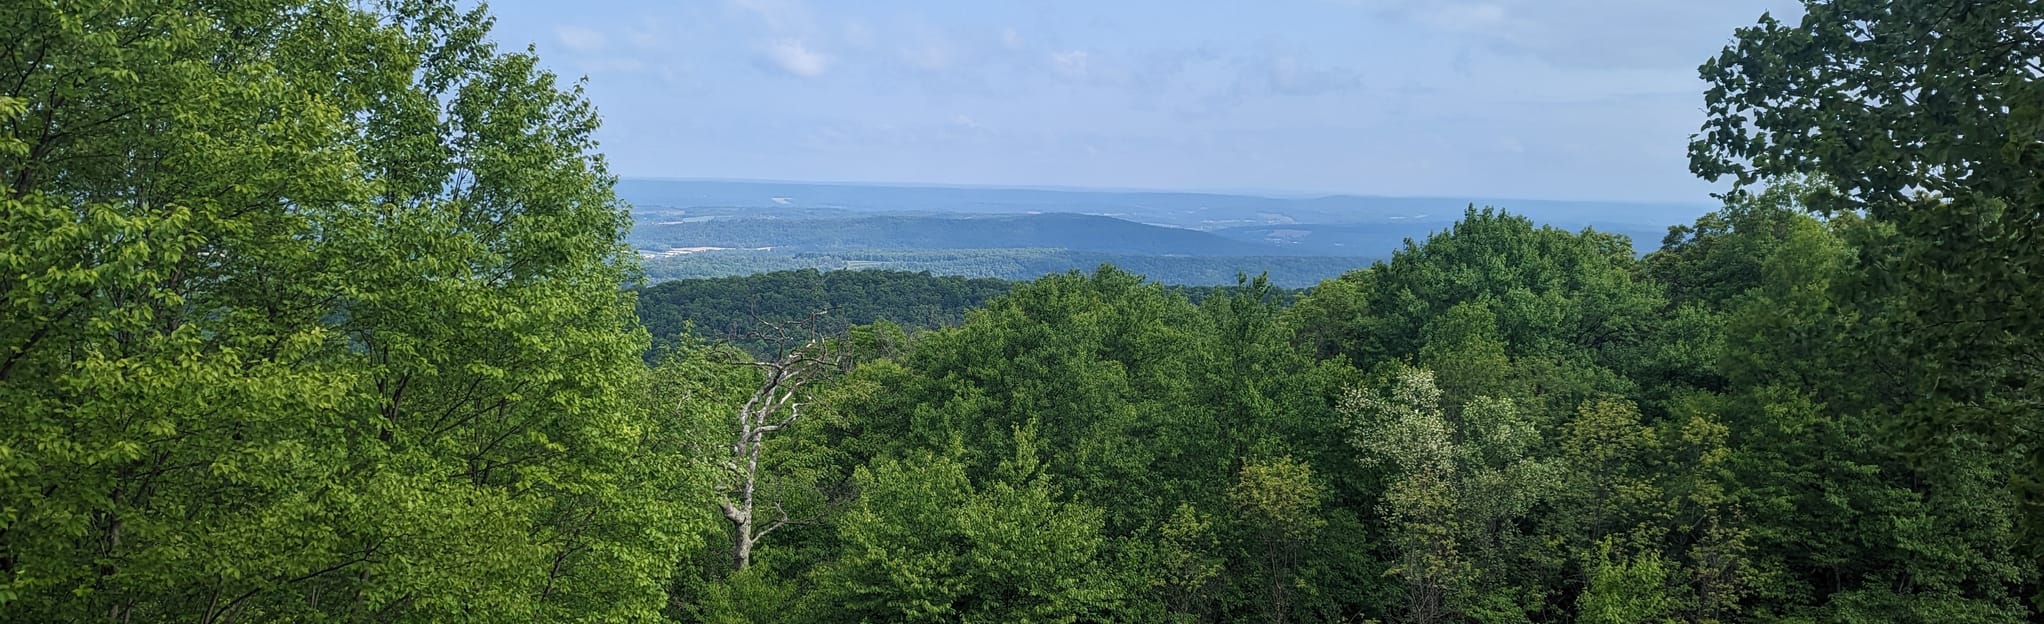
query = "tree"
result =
(1694, 1, 2042, 615)
(807, 434, 1112, 624)
(1152, 503, 1226, 623)
(1636, 181, 1815, 407)
(1576, 543, 1677, 624)
(1287, 208, 1661, 428)
(1691, 0, 2043, 218)
(1346, 368, 1557, 624)
(815, 268, 1367, 621)
(716, 312, 846, 571)
(823, 268, 1223, 534)
(1692, 0, 2044, 499)
(1, 1, 679, 621)
(1228, 456, 1325, 624)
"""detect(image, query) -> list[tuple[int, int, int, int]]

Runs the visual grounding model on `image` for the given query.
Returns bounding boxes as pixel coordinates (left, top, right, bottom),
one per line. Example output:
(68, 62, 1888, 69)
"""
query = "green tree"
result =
(1346, 368, 1557, 624)
(1151, 503, 1226, 623)
(1288, 208, 1661, 428)
(823, 268, 1221, 534)
(807, 435, 1111, 624)
(1, 1, 683, 621)
(1695, 1, 2041, 616)
(1228, 456, 1326, 624)
(1576, 543, 1677, 624)
(1691, 0, 2043, 217)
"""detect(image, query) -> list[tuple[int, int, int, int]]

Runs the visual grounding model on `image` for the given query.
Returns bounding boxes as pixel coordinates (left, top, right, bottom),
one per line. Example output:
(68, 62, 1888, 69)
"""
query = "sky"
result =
(483, 0, 1804, 203)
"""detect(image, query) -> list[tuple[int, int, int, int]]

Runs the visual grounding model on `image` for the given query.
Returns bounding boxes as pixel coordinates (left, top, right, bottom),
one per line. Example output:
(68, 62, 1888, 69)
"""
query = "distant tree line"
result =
(642, 247, 1370, 287)
(637, 269, 1305, 359)
(635, 270, 1014, 357)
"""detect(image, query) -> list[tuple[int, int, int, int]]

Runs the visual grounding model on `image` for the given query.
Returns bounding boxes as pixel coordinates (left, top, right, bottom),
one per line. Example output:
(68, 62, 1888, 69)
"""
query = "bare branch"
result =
(697, 308, 850, 570)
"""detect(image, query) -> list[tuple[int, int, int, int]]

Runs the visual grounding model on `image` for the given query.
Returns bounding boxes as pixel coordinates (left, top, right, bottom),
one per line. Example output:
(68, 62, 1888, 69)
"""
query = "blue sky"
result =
(483, 0, 1802, 203)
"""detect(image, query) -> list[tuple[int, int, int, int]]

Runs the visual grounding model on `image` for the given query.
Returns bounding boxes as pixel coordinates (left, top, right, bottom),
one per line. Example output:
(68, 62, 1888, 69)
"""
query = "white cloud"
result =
(1050, 50, 1091, 77)
(763, 39, 830, 77)
(555, 26, 607, 53)
(1000, 29, 1025, 50)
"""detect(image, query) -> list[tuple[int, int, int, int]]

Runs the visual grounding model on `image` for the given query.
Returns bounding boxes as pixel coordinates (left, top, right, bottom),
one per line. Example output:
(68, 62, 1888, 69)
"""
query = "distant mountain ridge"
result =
(617, 178, 1704, 286)
(631, 212, 1297, 256)
(617, 178, 1712, 232)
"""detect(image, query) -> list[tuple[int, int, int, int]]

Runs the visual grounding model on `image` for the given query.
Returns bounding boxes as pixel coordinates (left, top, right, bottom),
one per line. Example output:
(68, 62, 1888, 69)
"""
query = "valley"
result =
(619, 179, 1705, 285)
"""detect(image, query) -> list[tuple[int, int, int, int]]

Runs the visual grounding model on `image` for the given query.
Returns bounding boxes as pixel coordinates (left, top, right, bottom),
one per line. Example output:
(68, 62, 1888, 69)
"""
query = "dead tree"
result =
(717, 310, 844, 570)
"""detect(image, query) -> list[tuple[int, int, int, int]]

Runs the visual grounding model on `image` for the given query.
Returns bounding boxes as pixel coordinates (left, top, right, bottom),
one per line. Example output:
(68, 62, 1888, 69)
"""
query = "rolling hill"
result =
(617, 179, 1703, 286)
(630, 212, 1298, 256)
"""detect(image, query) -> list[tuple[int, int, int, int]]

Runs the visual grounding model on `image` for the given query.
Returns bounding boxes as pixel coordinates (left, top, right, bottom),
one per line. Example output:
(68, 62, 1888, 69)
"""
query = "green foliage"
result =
(825, 268, 1219, 525)
(1347, 368, 1556, 624)
(1229, 456, 1326, 624)
(692, 565, 802, 624)
(0, 0, 689, 621)
(1691, 0, 2044, 218)
(635, 269, 1013, 357)
(1695, 1, 2043, 617)
(1576, 543, 1677, 624)
(806, 445, 1112, 624)
(1288, 207, 1661, 427)
(1151, 503, 1226, 622)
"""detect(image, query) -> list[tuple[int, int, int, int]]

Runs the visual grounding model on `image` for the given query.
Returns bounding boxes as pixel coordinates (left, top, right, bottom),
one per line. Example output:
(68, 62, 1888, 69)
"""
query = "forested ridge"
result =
(3, 2, 2041, 624)
(634, 270, 1015, 357)
(635, 270, 1297, 358)
(637, 246, 1370, 287)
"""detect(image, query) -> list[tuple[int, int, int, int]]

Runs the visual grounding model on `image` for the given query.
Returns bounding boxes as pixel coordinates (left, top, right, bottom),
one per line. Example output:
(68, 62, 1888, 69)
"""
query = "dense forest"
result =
(3, 1, 2041, 624)
(635, 270, 1015, 356)
(641, 248, 1366, 287)
(636, 270, 1302, 357)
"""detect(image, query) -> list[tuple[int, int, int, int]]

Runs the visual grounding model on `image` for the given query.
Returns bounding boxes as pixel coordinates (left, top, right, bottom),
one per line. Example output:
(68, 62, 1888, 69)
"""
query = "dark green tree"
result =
(1695, 0, 2042, 616)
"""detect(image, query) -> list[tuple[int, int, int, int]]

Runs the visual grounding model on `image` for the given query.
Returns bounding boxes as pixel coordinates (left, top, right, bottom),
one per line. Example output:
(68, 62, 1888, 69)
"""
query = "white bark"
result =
(714, 312, 840, 570)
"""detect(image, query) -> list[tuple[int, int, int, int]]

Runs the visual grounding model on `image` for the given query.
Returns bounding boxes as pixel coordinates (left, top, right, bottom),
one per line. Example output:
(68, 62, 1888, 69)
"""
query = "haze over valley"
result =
(620, 178, 1706, 285)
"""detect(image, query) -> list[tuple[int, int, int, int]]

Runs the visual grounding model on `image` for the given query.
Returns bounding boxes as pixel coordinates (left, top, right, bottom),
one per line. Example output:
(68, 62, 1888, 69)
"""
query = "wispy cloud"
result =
(1049, 50, 1092, 78)
(727, 0, 834, 78)
(554, 25, 608, 52)
(762, 39, 830, 77)
(478, 0, 1796, 202)
(728, 0, 813, 33)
